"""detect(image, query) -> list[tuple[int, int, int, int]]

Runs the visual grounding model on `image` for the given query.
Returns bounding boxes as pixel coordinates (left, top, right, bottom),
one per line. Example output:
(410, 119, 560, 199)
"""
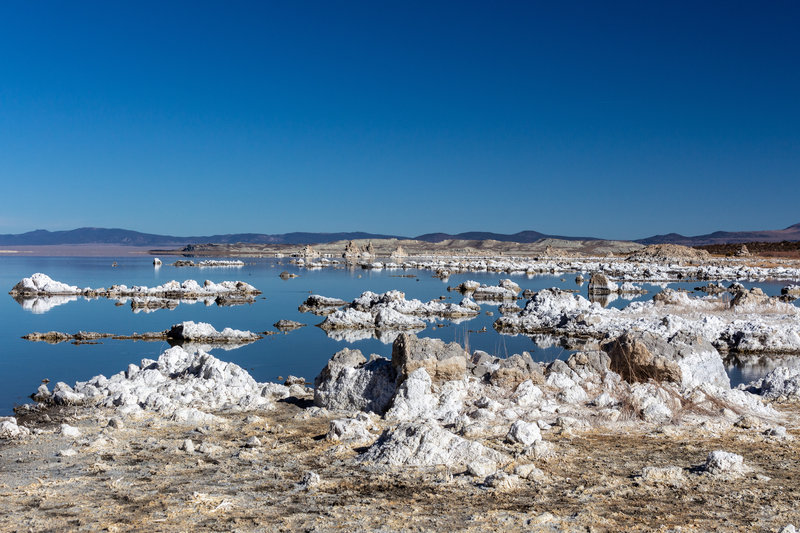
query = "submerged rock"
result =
(273, 320, 306, 331)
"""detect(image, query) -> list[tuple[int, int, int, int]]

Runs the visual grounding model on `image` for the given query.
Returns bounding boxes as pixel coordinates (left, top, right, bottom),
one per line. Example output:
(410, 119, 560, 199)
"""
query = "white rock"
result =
(60, 424, 81, 438)
(485, 472, 520, 490)
(467, 459, 497, 477)
(506, 420, 542, 446)
(703, 450, 750, 476)
(360, 420, 508, 468)
(640, 466, 685, 485)
(0, 418, 30, 439)
(327, 418, 373, 443)
(512, 380, 543, 407)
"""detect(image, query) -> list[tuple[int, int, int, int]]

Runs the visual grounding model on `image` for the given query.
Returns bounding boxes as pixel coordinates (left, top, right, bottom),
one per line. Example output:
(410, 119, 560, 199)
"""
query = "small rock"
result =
(506, 420, 542, 447)
(60, 424, 81, 438)
(107, 417, 124, 430)
(245, 436, 262, 448)
(57, 448, 78, 457)
(485, 472, 520, 490)
(181, 439, 195, 453)
(640, 466, 685, 485)
(467, 460, 496, 478)
(703, 450, 749, 476)
(299, 471, 320, 490)
(514, 463, 545, 480)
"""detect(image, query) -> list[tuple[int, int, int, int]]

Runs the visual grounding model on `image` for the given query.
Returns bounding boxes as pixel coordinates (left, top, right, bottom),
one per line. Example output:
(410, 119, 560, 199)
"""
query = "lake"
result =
(0, 255, 794, 415)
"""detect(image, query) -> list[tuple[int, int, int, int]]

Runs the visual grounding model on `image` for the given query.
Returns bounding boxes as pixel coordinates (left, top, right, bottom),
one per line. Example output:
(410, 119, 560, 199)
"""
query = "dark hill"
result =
(637, 223, 800, 246)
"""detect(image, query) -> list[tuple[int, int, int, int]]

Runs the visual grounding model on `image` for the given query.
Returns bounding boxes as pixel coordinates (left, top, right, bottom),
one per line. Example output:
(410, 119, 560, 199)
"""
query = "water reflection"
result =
(323, 327, 426, 344)
(12, 294, 78, 314)
(12, 295, 256, 314)
(588, 293, 618, 307)
(724, 353, 800, 386)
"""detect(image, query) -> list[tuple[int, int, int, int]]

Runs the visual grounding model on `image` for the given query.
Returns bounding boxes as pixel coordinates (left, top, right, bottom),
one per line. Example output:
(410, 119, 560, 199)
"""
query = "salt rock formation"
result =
(744, 367, 800, 401)
(9, 273, 261, 300)
(301, 245, 320, 259)
(392, 333, 468, 384)
(10, 273, 80, 296)
(496, 287, 800, 355)
(41, 345, 287, 421)
(587, 273, 618, 295)
(0, 417, 30, 439)
(313, 290, 479, 333)
(703, 451, 750, 477)
(457, 279, 520, 301)
(390, 245, 407, 261)
(342, 240, 361, 260)
(299, 295, 348, 314)
(273, 320, 306, 331)
(166, 322, 261, 342)
(313, 348, 397, 413)
(603, 331, 730, 390)
(360, 420, 508, 467)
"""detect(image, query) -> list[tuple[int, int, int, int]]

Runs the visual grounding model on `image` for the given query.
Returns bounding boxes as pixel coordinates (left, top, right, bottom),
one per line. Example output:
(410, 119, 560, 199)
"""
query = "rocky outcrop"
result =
(391, 334, 468, 384)
(744, 366, 800, 401)
(626, 244, 711, 263)
(587, 273, 617, 295)
(298, 294, 349, 314)
(313, 349, 397, 413)
(782, 285, 800, 298)
(603, 331, 729, 389)
(9, 274, 261, 302)
(312, 290, 479, 336)
(0, 417, 29, 439)
(37, 345, 291, 421)
(300, 245, 320, 259)
(390, 245, 407, 261)
(23, 322, 261, 345)
(457, 279, 520, 301)
(273, 320, 306, 331)
(342, 241, 361, 260)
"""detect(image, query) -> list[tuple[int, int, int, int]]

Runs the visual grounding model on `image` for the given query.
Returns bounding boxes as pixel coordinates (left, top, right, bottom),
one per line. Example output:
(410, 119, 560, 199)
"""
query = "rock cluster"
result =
(301, 290, 480, 341)
(34, 345, 295, 422)
(495, 287, 800, 354)
(23, 321, 261, 346)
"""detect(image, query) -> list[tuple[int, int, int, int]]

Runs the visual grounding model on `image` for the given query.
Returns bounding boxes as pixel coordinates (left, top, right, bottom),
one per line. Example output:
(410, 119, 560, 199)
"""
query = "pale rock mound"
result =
(603, 331, 730, 390)
(360, 420, 508, 468)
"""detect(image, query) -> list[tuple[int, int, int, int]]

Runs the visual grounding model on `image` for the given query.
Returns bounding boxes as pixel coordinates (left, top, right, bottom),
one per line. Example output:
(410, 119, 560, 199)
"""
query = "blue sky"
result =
(1, 1, 798, 239)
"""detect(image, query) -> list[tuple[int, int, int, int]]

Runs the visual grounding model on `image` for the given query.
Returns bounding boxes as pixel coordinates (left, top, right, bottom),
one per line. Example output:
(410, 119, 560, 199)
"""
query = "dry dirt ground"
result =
(1, 399, 798, 532)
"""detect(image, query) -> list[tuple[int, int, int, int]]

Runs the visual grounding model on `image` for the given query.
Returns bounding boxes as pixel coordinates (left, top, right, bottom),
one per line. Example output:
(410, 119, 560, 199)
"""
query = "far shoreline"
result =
(0, 244, 158, 257)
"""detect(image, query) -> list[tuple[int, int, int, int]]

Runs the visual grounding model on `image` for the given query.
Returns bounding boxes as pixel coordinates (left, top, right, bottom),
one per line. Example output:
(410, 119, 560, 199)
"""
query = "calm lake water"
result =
(0, 255, 794, 415)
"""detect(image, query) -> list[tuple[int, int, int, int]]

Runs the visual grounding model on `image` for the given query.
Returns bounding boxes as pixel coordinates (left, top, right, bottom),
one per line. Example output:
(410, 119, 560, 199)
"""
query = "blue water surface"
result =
(0, 255, 794, 414)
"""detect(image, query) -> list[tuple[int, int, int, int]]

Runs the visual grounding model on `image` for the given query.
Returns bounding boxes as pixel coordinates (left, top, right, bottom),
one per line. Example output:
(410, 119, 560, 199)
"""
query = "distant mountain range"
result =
(1, 223, 798, 247)
(635, 223, 800, 246)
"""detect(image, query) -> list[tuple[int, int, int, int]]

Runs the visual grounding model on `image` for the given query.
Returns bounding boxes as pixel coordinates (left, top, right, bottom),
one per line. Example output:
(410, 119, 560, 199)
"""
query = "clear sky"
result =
(1, 1, 798, 239)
